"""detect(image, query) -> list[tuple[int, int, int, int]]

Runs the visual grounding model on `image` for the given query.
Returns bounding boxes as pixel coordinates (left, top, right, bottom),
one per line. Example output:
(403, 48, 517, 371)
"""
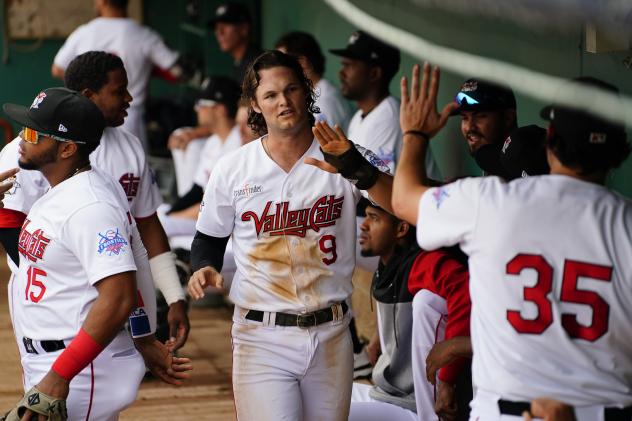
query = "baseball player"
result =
(167, 75, 243, 225)
(51, 0, 182, 148)
(187, 50, 393, 420)
(275, 31, 352, 130)
(0, 51, 190, 350)
(210, 2, 262, 84)
(393, 63, 632, 420)
(346, 199, 471, 421)
(451, 77, 517, 156)
(1, 87, 146, 420)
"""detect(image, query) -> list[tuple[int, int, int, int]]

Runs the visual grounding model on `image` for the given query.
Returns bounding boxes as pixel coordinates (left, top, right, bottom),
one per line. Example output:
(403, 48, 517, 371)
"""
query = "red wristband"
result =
(51, 328, 104, 381)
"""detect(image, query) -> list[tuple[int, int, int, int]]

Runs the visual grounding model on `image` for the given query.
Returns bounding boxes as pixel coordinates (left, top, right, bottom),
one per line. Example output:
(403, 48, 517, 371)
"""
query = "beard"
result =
(360, 248, 376, 257)
(18, 143, 58, 170)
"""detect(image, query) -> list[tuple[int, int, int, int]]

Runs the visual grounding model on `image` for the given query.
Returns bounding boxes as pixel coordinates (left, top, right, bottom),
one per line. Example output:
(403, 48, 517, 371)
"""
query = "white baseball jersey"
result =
(53, 17, 178, 111)
(0, 127, 161, 221)
(347, 95, 440, 178)
(13, 167, 137, 340)
(417, 175, 632, 406)
(53, 17, 179, 142)
(314, 78, 352, 130)
(91, 127, 162, 218)
(197, 138, 365, 313)
(192, 126, 242, 188)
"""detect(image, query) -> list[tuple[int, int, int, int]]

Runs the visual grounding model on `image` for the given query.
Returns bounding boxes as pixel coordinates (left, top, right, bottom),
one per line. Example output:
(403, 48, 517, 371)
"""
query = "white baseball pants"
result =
(412, 290, 448, 421)
(19, 330, 145, 421)
(231, 305, 353, 421)
(349, 382, 417, 421)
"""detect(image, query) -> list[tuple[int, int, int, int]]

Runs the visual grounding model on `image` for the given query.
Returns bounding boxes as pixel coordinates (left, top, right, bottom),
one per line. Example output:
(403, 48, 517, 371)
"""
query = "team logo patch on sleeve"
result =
(432, 186, 450, 209)
(97, 228, 128, 256)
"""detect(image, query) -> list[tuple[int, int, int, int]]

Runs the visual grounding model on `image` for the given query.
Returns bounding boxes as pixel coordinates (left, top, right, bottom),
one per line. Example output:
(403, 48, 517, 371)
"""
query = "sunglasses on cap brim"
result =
(455, 92, 480, 106)
(20, 127, 85, 145)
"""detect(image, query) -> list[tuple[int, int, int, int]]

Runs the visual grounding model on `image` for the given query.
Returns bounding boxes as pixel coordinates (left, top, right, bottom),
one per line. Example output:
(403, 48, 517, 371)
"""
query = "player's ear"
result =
(395, 221, 410, 239)
(80, 88, 97, 100)
(368, 66, 382, 84)
(250, 99, 262, 114)
(59, 142, 78, 159)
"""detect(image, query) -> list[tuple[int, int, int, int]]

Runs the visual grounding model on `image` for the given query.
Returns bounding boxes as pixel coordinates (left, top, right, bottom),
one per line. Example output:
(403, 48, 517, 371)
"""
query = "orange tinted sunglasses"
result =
(20, 127, 85, 145)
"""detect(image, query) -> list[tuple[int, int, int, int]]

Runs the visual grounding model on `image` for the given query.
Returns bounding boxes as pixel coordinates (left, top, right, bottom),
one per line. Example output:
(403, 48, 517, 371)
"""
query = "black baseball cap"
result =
(475, 125, 549, 180)
(540, 76, 626, 150)
(3, 87, 105, 144)
(209, 2, 251, 27)
(451, 79, 516, 116)
(198, 76, 241, 107)
(330, 31, 400, 76)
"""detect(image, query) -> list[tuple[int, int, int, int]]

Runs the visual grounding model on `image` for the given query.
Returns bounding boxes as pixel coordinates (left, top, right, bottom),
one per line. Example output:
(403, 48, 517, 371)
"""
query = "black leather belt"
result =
(23, 337, 66, 354)
(245, 302, 348, 328)
(498, 399, 632, 420)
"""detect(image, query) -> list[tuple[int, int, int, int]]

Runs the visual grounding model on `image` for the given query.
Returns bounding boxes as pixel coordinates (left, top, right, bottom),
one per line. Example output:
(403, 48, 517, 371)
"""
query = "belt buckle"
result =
(297, 312, 316, 328)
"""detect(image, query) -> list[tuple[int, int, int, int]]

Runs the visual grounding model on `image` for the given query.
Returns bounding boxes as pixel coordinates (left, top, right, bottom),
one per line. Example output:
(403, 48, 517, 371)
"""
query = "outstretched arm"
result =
(392, 63, 458, 224)
(305, 121, 394, 213)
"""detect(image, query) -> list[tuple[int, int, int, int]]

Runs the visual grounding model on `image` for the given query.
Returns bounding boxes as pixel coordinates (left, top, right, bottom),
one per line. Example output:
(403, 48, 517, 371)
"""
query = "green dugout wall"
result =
(0, 0, 629, 194)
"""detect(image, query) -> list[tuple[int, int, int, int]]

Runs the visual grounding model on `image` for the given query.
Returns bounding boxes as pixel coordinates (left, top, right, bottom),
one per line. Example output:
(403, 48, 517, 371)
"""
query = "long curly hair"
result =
(242, 50, 319, 136)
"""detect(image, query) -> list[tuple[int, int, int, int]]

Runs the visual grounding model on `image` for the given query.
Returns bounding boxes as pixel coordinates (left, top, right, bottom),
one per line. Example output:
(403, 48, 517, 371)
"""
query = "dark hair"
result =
(64, 51, 125, 93)
(546, 77, 630, 174)
(548, 125, 630, 175)
(242, 50, 319, 136)
(274, 31, 325, 76)
(106, 0, 129, 9)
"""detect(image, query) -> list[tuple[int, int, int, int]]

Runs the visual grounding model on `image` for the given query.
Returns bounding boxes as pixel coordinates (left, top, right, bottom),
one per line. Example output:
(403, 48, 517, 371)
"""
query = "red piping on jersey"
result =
(0, 208, 26, 228)
(85, 363, 94, 420)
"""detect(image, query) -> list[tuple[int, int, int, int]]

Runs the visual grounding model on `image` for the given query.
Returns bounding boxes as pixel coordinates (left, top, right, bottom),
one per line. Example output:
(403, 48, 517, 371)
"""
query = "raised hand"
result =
(304, 121, 352, 173)
(400, 63, 459, 138)
(0, 168, 19, 207)
(187, 266, 224, 299)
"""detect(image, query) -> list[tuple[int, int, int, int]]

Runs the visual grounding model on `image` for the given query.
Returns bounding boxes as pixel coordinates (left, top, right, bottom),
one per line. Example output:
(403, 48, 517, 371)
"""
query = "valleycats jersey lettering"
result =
(18, 219, 51, 262)
(241, 195, 344, 237)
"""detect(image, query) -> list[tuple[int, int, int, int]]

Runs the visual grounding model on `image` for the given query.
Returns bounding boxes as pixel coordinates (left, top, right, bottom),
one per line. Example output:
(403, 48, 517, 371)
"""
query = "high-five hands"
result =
(305, 121, 353, 173)
(400, 62, 458, 138)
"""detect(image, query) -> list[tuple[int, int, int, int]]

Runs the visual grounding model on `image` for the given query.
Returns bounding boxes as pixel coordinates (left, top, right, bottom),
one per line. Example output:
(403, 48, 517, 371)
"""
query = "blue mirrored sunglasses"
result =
(456, 92, 480, 106)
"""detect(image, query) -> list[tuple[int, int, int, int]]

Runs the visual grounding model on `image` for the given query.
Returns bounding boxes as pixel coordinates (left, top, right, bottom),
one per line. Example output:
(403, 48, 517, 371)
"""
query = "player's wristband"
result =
(51, 328, 104, 381)
(403, 130, 430, 141)
(149, 251, 186, 305)
(321, 144, 379, 190)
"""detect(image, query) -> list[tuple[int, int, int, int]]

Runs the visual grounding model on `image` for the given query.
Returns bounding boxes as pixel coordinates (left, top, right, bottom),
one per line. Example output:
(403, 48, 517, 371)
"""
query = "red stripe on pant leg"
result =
(85, 363, 94, 420)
